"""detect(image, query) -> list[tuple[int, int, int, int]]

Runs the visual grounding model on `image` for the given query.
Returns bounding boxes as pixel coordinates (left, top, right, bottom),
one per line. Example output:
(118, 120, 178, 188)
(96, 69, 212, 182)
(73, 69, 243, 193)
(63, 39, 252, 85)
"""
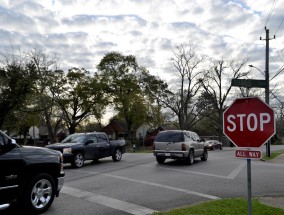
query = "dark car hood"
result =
(19, 145, 62, 157)
(46, 142, 82, 148)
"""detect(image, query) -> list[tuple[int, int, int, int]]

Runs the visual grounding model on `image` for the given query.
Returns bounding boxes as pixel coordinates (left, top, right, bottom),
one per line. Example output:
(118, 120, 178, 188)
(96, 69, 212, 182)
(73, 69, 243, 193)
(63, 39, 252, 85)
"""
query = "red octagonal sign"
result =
(223, 97, 275, 148)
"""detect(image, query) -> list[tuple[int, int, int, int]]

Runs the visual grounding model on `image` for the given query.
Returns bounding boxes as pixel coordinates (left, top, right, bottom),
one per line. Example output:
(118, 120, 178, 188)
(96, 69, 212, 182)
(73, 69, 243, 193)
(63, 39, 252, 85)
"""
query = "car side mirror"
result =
(1, 139, 16, 151)
(10, 139, 16, 144)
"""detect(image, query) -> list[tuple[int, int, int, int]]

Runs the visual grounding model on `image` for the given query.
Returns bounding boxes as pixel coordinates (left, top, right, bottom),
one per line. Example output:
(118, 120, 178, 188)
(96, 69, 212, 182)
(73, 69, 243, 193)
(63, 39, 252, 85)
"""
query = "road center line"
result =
(227, 161, 246, 179)
(78, 170, 220, 200)
(61, 186, 157, 215)
(142, 161, 246, 180)
(141, 164, 230, 179)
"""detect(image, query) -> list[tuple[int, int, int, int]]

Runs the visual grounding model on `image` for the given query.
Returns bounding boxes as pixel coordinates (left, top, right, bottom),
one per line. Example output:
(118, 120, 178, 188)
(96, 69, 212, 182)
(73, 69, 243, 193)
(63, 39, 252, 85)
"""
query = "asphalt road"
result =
(4, 145, 284, 215)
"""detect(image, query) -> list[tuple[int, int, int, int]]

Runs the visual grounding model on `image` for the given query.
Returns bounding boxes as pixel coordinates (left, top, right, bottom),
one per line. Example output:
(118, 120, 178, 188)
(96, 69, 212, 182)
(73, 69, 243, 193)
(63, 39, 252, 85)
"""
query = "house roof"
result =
(147, 125, 178, 136)
(102, 119, 128, 133)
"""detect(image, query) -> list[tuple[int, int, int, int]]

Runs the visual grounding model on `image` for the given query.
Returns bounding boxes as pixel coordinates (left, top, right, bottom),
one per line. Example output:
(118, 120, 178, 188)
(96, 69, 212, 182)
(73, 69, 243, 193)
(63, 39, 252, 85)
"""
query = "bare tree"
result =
(25, 47, 62, 143)
(200, 57, 249, 140)
(160, 43, 206, 130)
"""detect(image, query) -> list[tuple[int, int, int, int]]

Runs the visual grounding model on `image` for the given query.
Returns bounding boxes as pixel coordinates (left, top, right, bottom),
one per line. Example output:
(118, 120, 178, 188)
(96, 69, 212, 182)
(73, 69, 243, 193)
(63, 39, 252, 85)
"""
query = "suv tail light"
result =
(181, 143, 186, 151)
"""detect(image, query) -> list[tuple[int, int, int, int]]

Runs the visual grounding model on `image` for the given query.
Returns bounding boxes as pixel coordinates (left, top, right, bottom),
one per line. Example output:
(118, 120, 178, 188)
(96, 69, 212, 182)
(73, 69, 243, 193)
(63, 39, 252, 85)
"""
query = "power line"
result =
(264, 0, 278, 27)
(271, 39, 284, 62)
(274, 17, 284, 35)
(271, 65, 284, 81)
(270, 39, 284, 81)
(260, 0, 278, 37)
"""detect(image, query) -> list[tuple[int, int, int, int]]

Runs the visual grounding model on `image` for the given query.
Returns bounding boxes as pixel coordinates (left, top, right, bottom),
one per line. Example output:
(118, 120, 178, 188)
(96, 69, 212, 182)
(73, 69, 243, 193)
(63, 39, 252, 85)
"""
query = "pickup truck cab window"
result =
(62, 133, 86, 143)
(97, 133, 108, 142)
(86, 135, 97, 144)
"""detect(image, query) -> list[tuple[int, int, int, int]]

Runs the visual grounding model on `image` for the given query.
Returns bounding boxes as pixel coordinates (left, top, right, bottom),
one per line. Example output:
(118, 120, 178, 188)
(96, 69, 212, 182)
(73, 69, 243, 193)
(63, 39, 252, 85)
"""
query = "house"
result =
(135, 124, 151, 146)
(102, 120, 178, 146)
(101, 119, 128, 140)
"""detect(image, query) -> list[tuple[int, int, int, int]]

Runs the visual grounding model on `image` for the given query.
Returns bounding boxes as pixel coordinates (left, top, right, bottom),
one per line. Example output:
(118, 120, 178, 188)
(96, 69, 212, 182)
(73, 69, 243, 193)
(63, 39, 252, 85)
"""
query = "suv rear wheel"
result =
(156, 156, 165, 164)
(186, 150, 194, 165)
(201, 148, 208, 161)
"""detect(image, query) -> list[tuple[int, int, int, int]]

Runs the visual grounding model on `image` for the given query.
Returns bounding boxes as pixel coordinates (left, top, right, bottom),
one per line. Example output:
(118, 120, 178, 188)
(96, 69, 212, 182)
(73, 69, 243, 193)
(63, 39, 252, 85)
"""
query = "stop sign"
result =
(223, 97, 275, 148)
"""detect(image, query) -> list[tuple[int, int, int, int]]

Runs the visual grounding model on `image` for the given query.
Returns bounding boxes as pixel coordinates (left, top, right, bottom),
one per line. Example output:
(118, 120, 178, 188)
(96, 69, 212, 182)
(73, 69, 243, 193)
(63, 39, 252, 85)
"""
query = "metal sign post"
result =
(247, 158, 252, 215)
(223, 97, 276, 215)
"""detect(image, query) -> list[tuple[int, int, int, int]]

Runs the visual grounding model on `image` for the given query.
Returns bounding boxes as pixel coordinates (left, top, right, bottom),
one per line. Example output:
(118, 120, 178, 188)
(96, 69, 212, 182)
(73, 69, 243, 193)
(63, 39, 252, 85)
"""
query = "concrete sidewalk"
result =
(258, 153, 284, 209)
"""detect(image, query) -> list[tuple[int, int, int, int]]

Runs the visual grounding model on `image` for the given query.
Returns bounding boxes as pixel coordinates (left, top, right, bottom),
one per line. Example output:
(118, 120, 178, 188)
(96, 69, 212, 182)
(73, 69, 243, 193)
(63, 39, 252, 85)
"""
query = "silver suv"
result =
(153, 130, 208, 164)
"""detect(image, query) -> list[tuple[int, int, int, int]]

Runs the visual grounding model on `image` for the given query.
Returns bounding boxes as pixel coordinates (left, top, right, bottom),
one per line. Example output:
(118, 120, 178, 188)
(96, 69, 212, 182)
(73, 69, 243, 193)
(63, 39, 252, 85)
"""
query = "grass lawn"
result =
(153, 198, 284, 215)
(262, 150, 284, 160)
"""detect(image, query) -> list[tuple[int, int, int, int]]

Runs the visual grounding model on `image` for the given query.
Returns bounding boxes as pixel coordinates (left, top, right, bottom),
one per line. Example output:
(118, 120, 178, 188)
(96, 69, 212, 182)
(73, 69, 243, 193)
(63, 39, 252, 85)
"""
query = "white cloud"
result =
(1, 0, 284, 112)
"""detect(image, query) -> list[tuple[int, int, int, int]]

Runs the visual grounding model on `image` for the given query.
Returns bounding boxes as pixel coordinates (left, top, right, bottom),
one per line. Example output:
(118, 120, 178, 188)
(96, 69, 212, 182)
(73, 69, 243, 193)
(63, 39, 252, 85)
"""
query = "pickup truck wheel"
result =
(112, 149, 122, 162)
(201, 148, 208, 161)
(72, 152, 84, 168)
(156, 156, 165, 164)
(21, 173, 55, 214)
(186, 150, 194, 165)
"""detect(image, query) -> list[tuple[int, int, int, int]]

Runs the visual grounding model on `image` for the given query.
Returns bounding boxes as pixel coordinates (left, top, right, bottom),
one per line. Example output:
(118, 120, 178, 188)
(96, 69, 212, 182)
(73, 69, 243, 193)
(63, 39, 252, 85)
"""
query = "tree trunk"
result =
(44, 109, 55, 143)
(68, 123, 76, 134)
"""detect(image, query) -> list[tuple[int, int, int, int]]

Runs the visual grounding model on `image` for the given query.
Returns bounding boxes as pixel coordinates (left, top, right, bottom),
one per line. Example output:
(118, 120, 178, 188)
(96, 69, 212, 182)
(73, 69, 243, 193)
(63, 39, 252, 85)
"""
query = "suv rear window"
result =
(155, 131, 184, 142)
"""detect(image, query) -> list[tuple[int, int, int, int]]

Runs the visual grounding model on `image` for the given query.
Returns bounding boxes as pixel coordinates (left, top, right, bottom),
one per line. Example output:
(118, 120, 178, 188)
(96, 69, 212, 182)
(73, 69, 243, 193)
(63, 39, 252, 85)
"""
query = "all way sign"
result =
(235, 150, 262, 159)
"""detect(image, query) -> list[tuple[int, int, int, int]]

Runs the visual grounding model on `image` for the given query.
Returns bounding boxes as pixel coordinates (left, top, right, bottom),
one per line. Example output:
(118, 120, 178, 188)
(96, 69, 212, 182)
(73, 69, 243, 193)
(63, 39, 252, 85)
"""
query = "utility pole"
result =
(260, 27, 275, 157)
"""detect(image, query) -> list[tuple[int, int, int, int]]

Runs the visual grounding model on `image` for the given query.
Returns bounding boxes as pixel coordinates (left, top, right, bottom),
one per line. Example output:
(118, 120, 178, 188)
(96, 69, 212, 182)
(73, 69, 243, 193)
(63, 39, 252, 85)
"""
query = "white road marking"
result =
(142, 164, 230, 179)
(78, 170, 220, 200)
(61, 186, 157, 215)
(142, 161, 247, 180)
(227, 161, 247, 179)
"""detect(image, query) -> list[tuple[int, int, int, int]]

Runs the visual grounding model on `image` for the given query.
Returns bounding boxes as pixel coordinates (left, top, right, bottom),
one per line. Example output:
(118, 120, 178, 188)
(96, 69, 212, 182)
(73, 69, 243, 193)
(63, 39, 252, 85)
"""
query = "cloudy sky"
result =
(1, 0, 284, 98)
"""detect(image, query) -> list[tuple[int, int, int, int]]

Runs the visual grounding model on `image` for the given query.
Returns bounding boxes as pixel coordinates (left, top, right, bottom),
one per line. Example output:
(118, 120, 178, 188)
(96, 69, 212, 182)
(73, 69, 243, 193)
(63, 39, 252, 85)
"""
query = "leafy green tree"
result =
(50, 68, 108, 134)
(97, 52, 165, 143)
(139, 68, 166, 128)
(97, 52, 146, 143)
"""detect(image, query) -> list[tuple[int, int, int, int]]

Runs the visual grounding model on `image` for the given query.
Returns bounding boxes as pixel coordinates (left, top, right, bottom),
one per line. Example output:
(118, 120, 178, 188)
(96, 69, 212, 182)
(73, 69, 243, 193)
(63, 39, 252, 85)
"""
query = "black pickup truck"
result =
(46, 132, 126, 168)
(0, 130, 65, 214)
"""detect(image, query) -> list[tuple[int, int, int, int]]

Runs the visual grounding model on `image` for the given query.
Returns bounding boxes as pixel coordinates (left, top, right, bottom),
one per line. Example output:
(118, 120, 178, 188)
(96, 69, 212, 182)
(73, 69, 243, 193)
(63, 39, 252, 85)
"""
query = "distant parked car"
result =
(153, 130, 208, 165)
(46, 132, 126, 168)
(205, 140, 223, 150)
